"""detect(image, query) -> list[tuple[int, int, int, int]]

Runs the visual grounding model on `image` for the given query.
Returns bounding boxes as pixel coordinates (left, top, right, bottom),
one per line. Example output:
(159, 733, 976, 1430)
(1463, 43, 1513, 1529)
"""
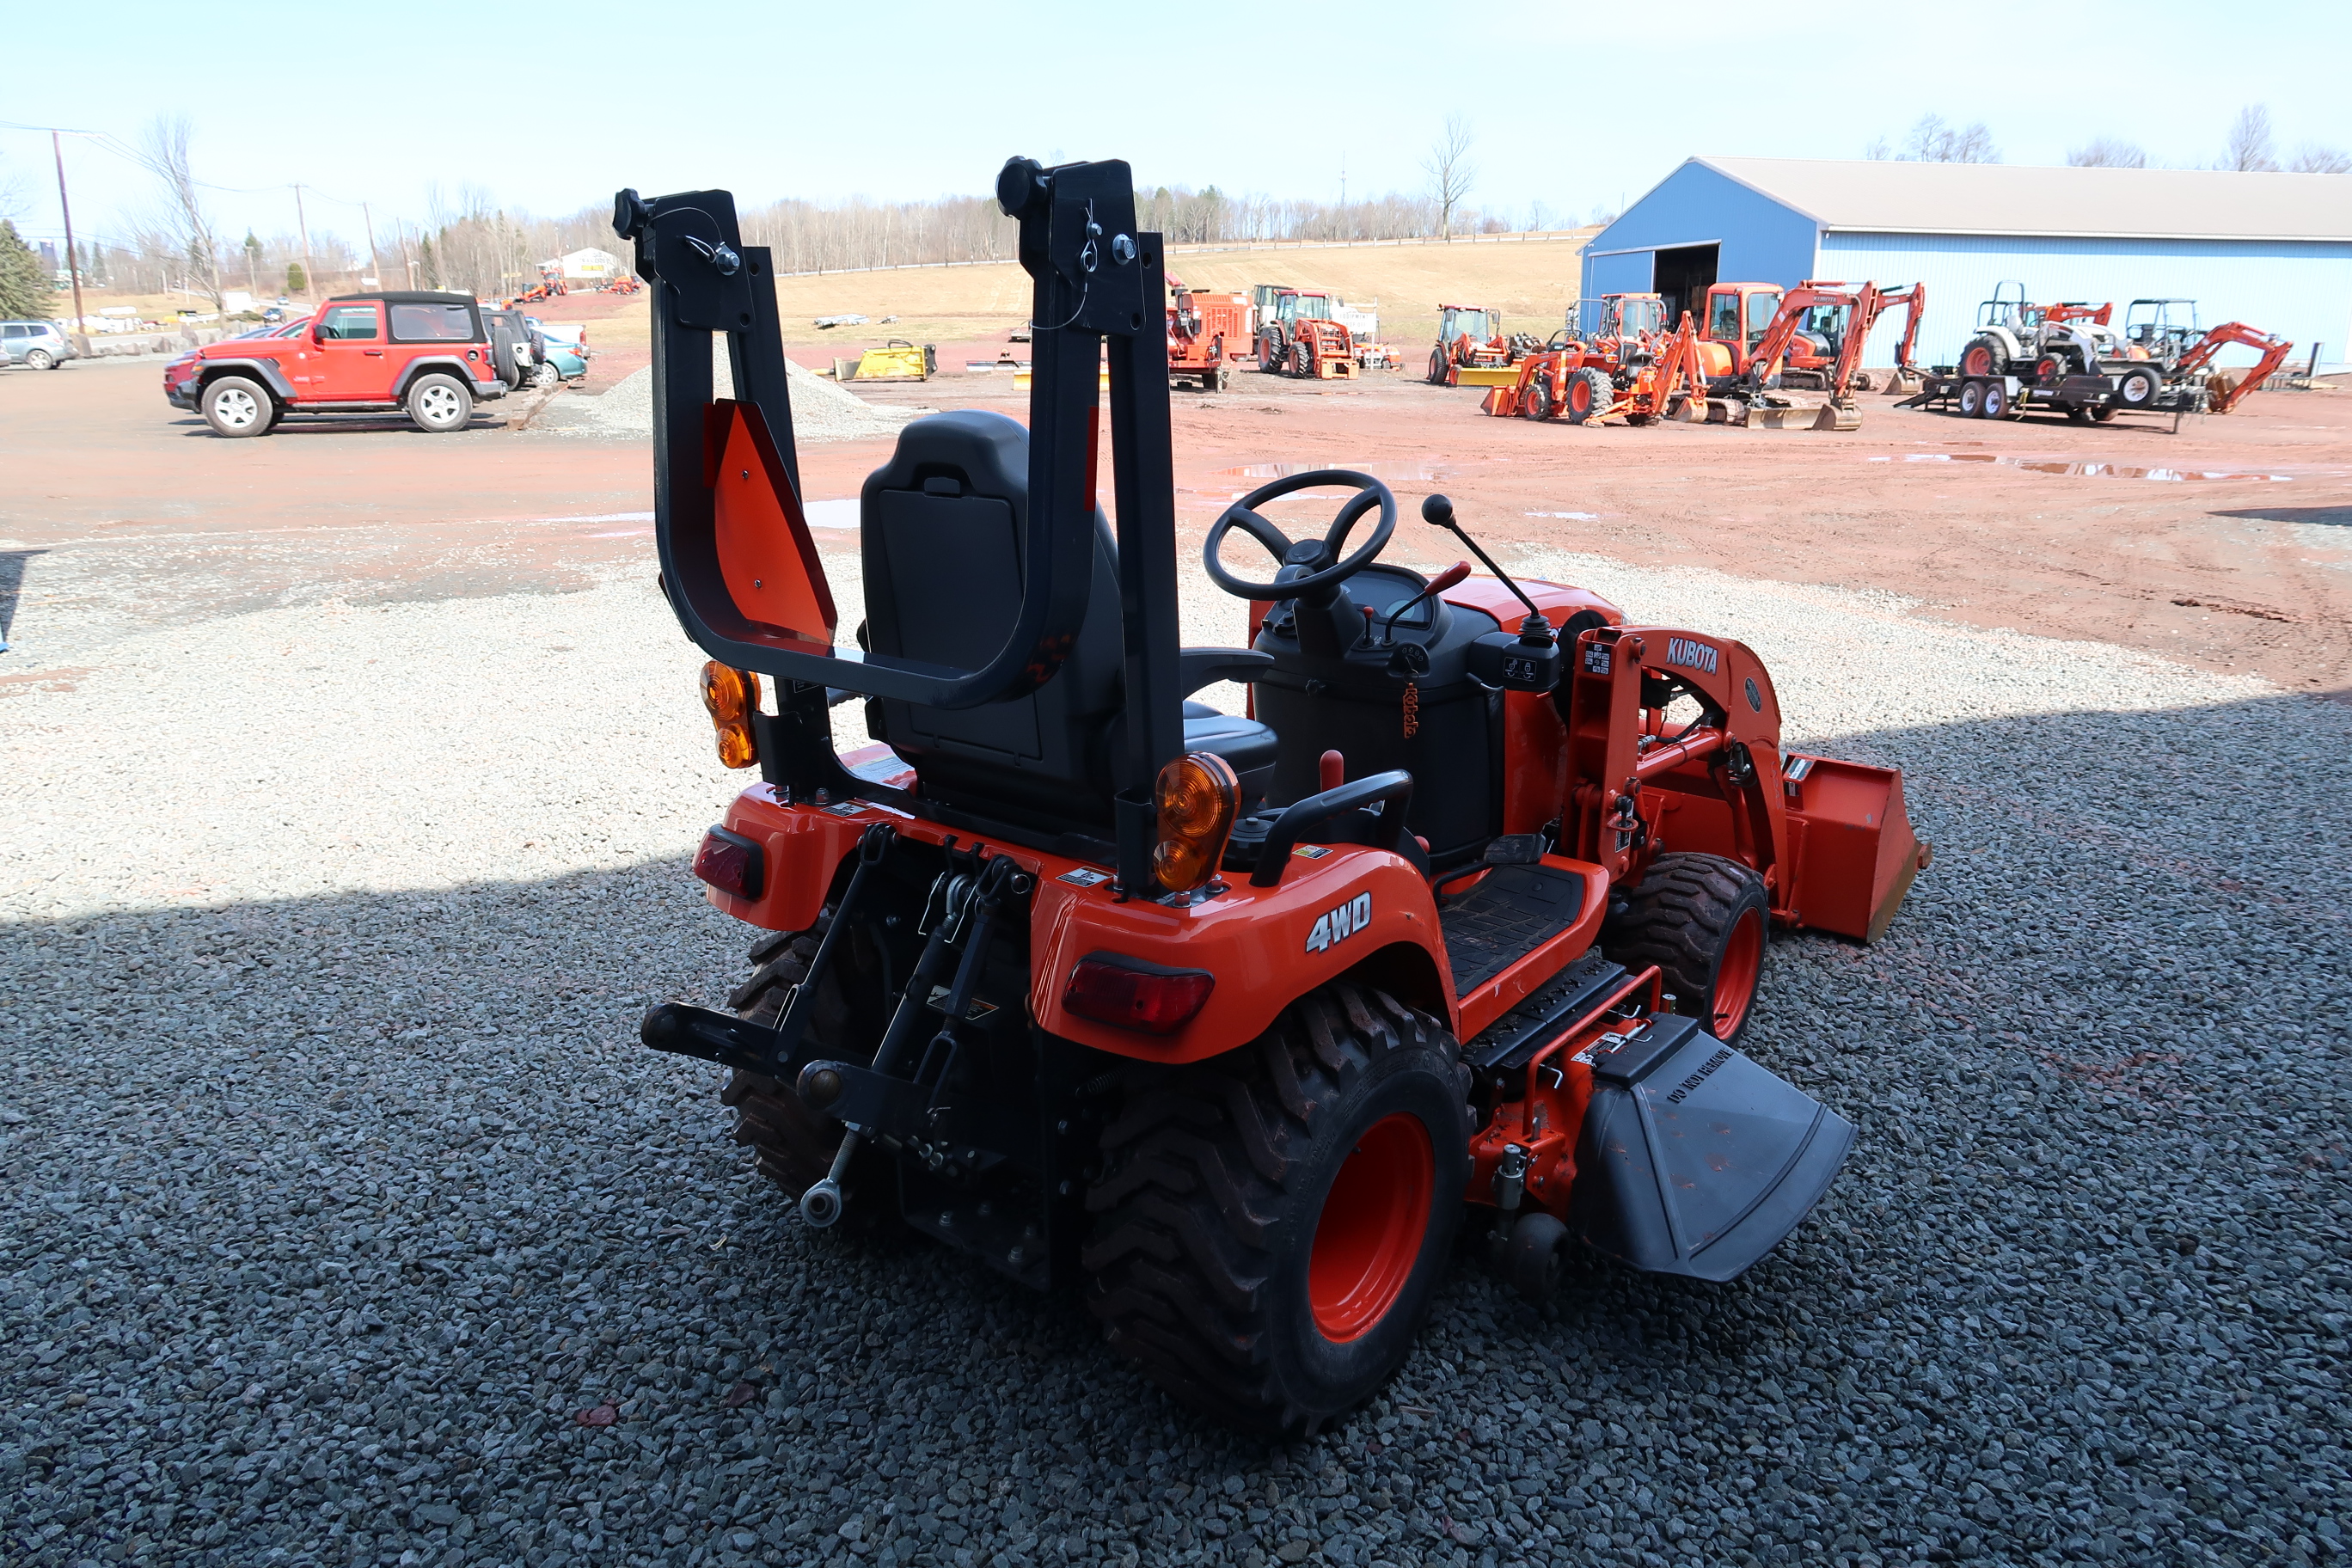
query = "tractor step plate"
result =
(1440, 863, 1587, 994)
(1464, 948, 1627, 1071)
(1571, 1018, 1854, 1282)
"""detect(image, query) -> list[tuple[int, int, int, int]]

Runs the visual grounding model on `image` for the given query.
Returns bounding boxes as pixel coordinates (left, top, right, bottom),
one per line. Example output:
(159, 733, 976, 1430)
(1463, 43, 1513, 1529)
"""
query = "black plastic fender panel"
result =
(1571, 1015, 1853, 1282)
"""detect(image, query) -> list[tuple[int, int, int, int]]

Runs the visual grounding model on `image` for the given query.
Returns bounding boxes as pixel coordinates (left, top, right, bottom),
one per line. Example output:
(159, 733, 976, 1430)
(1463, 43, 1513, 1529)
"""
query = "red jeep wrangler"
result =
(164, 291, 508, 438)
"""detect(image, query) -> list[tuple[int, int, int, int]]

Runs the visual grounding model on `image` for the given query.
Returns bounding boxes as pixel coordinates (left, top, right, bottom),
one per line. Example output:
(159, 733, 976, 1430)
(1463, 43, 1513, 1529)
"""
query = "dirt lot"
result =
(7, 351, 2347, 694)
(5, 335, 2349, 1567)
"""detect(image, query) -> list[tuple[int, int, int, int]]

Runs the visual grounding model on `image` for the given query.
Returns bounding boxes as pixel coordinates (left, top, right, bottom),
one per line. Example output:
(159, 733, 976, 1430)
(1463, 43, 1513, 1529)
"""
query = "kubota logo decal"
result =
(1305, 892, 1373, 953)
(1666, 637, 1720, 675)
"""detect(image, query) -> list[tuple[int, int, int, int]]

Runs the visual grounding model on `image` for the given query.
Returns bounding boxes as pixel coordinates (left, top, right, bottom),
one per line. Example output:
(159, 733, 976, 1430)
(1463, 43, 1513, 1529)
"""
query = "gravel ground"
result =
(534, 357, 918, 444)
(3, 532, 2349, 1568)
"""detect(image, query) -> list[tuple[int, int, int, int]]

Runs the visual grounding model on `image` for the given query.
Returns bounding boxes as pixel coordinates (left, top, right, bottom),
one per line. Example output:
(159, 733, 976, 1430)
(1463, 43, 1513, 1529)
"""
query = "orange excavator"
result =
(2171, 322, 2296, 413)
(1693, 281, 1923, 431)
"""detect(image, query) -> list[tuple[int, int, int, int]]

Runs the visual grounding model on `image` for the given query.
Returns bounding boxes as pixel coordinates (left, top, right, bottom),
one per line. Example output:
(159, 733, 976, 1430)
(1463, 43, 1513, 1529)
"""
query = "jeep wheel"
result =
(1603, 852, 1770, 1045)
(406, 373, 473, 432)
(719, 911, 900, 1233)
(1085, 983, 1471, 1436)
(26, 348, 55, 371)
(201, 375, 276, 438)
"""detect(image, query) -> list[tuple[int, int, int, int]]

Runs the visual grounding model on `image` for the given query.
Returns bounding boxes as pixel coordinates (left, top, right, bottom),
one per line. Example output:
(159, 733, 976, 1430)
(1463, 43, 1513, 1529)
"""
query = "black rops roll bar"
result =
(616, 161, 1185, 891)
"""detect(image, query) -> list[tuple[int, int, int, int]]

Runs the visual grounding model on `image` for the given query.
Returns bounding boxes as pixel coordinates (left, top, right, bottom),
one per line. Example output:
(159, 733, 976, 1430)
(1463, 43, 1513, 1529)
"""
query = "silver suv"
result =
(1, 320, 76, 370)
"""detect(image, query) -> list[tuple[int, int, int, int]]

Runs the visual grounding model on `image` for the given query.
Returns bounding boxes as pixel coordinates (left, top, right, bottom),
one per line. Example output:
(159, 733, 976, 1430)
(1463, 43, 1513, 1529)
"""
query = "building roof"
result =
(1693, 157, 2352, 242)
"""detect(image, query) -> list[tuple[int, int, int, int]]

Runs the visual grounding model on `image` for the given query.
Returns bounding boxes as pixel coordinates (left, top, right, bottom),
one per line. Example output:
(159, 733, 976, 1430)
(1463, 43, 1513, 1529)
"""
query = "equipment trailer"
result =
(617, 156, 1927, 1435)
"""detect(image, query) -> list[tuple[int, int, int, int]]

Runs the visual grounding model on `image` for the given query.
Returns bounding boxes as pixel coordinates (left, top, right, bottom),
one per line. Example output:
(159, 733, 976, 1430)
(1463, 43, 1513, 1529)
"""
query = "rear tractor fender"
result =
(1031, 848, 1452, 1065)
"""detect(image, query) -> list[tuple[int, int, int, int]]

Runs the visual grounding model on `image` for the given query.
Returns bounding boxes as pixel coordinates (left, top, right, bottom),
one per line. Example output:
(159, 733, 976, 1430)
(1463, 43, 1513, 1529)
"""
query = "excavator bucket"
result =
(1571, 1016, 1855, 1281)
(1779, 752, 1930, 943)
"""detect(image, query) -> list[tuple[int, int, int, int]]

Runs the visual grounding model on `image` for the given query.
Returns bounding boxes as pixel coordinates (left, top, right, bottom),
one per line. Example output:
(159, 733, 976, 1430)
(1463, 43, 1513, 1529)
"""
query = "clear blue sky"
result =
(4, 0, 2348, 253)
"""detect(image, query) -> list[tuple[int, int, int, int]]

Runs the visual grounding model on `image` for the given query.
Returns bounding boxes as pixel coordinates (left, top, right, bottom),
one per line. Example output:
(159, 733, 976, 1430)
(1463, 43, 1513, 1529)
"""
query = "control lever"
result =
(1420, 496, 1547, 633)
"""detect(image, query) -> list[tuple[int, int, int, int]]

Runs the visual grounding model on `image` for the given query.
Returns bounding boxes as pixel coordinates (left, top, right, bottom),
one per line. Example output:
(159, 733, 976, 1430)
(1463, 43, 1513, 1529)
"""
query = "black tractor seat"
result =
(860, 411, 1277, 855)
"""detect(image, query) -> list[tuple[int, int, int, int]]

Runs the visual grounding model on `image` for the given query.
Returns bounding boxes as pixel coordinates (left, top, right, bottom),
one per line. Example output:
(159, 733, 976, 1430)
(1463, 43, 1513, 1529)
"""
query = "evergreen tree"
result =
(0, 221, 48, 320)
(285, 260, 307, 294)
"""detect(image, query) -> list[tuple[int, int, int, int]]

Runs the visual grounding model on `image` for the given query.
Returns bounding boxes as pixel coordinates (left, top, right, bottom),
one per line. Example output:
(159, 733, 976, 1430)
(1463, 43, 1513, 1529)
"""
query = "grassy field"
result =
(767, 230, 1599, 350)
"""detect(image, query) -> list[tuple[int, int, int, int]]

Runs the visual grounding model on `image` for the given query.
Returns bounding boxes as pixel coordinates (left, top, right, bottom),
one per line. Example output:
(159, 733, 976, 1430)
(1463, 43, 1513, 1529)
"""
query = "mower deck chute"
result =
(1571, 1015, 1856, 1282)
(617, 154, 1921, 1436)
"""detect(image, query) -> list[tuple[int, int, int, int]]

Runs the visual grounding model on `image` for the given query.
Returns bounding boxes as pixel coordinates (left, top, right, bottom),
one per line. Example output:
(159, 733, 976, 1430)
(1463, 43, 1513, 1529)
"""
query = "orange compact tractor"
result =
(1482, 293, 1669, 423)
(1167, 273, 1250, 393)
(617, 157, 1926, 1436)
(1427, 304, 1540, 387)
(1257, 286, 1357, 379)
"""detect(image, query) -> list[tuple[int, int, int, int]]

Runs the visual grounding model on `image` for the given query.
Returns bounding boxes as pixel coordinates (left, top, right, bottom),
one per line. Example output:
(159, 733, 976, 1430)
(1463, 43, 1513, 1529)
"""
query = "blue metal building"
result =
(1583, 158, 2352, 371)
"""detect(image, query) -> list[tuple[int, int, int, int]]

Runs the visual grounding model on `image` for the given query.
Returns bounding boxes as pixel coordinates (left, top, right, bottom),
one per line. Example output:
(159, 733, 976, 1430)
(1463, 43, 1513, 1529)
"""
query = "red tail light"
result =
(692, 825, 764, 900)
(1063, 954, 1214, 1035)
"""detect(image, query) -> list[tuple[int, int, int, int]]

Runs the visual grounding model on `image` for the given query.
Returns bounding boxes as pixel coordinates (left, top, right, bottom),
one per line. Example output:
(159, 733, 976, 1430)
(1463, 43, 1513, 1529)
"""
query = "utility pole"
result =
(293, 183, 315, 298)
(361, 201, 381, 287)
(52, 132, 88, 351)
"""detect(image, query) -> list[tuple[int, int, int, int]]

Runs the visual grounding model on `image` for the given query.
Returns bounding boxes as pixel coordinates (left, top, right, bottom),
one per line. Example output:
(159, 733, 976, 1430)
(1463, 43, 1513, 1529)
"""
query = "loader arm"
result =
(1877, 282, 1926, 373)
(2173, 322, 2294, 413)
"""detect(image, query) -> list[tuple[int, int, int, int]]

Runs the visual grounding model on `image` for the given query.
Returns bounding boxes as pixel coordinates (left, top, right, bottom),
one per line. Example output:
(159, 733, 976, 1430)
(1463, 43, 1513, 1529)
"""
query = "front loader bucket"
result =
(1571, 1017, 1854, 1282)
(1780, 752, 1930, 942)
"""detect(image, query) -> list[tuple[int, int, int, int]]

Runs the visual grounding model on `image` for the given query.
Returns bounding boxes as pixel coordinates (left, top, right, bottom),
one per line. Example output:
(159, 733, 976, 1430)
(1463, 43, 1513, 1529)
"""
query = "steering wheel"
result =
(1202, 469, 1397, 600)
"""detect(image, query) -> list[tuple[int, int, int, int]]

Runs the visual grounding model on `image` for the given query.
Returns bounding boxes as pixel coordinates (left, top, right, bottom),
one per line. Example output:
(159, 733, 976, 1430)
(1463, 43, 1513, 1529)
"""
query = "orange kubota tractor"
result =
(617, 157, 1926, 1436)
(1483, 294, 1669, 423)
(1427, 304, 1540, 387)
(1255, 286, 1357, 379)
(1167, 273, 1250, 393)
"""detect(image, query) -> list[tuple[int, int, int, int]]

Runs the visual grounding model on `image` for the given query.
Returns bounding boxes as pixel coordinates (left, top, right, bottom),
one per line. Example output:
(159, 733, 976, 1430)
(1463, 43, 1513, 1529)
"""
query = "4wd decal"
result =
(1666, 636, 1719, 676)
(1305, 892, 1373, 954)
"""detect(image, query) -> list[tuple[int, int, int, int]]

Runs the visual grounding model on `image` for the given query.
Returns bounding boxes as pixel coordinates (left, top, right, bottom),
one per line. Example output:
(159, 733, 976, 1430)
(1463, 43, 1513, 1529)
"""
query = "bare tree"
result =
(2067, 136, 2148, 168)
(1423, 115, 1477, 242)
(142, 113, 224, 316)
(2222, 104, 2278, 171)
(2289, 143, 2352, 174)
(1881, 113, 2013, 164)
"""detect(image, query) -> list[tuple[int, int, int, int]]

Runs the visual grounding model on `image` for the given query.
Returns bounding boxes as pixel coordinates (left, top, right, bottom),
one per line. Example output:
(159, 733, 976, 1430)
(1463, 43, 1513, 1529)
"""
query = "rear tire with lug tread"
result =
(1084, 981, 1471, 1436)
(718, 910, 900, 1235)
(27, 348, 55, 371)
(1602, 852, 1771, 1045)
(406, 371, 474, 432)
(201, 374, 276, 438)
(1959, 337, 2004, 378)
(1564, 366, 1611, 424)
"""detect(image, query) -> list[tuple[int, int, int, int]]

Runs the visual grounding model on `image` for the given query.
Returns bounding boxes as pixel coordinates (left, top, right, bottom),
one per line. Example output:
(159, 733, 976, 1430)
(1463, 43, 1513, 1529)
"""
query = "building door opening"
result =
(1652, 244, 1719, 327)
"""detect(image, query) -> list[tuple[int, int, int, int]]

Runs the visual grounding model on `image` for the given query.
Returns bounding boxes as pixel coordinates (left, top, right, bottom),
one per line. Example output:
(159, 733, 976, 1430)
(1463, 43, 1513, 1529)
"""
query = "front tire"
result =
(1427, 347, 1449, 385)
(406, 372, 474, 432)
(1084, 983, 1471, 1436)
(1603, 852, 1770, 1045)
(201, 375, 276, 438)
(1519, 376, 1553, 420)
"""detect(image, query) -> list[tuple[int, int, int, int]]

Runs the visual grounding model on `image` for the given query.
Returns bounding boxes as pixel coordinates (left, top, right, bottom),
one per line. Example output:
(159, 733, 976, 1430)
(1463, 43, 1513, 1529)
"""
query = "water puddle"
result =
(1868, 453, 2294, 481)
(1526, 511, 1600, 521)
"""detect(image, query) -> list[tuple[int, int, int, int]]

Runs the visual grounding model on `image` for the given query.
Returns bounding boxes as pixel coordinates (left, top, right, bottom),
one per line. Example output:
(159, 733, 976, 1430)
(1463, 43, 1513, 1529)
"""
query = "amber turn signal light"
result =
(1152, 751, 1240, 893)
(699, 662, 760, 769)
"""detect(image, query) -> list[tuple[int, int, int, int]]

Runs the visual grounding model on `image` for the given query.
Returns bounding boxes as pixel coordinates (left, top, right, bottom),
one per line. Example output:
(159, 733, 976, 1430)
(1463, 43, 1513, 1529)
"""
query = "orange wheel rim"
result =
(1568, 381, 1591, 413)
(1712, 909, 1764, 1038)
(1963, 346, 1990, 376)
(1308, 1112, 1433, 1343)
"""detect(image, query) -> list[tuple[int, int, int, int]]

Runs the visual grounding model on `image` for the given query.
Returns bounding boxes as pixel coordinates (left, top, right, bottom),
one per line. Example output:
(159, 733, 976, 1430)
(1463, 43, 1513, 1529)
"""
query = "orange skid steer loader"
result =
(616, 156, 1927, 1436)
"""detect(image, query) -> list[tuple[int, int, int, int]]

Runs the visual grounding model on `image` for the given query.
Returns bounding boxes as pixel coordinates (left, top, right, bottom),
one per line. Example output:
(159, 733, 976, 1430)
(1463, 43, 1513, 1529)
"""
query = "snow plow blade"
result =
(1571, 1016, 1854, 1282)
